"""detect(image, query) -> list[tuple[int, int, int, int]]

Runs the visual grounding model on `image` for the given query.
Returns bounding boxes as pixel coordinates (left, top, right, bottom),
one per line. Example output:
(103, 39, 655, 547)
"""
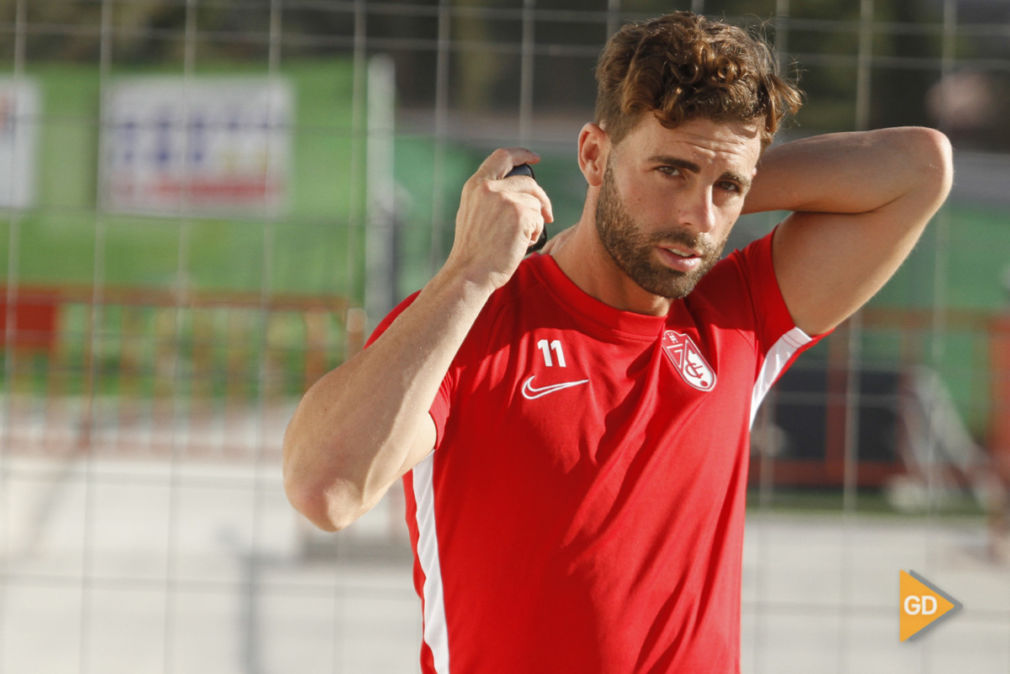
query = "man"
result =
(283, 11, 952, 673)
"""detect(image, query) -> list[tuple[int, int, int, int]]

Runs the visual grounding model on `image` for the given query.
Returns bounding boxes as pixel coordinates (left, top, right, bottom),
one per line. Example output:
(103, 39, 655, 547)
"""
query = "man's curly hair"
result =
(595, 12, 802, 148)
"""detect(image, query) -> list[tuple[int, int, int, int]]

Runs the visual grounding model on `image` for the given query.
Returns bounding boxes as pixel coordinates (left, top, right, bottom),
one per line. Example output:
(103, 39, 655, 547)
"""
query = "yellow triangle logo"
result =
(899, 570, 962, 641)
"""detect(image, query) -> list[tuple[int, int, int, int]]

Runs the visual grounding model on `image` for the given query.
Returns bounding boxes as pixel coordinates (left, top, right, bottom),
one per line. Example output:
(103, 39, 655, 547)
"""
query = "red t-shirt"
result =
(368, 231, 821, 673)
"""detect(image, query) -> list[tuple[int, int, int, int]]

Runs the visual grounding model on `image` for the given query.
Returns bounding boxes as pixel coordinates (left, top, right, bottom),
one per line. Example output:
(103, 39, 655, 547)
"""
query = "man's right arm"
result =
(282, 148, 553, 531)
(283, 271, 492, 531)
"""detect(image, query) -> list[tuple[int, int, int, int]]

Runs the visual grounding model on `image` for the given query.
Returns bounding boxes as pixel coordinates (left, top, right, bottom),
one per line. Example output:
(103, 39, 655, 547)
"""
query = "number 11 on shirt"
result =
(537, 339, 566, 367)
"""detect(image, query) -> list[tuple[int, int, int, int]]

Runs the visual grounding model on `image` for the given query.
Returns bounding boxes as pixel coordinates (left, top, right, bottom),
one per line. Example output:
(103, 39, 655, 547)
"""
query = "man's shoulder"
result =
(496, 253, 553, 300)
(693, 231, 775, 299)
(371, 255, 553, 350)
(678, 231, 783, 336)
(473, 254, 554, 329)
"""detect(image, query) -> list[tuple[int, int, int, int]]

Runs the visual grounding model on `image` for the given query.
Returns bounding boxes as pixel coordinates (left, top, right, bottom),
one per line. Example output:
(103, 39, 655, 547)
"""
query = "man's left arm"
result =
(743, 127, 953, 336)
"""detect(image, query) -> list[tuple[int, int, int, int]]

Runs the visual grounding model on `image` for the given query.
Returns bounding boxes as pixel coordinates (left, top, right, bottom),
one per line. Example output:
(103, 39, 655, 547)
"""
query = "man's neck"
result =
(550, 212, 674, 317)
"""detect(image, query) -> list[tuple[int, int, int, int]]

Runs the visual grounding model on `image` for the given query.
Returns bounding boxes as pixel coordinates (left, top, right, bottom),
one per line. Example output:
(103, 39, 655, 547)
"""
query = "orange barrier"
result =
(0, 284, 365, 461)
(991, 315, 1010, 486)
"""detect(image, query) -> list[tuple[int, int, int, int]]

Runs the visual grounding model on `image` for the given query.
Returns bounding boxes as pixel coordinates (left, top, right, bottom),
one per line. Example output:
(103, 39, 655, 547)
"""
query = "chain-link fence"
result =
(1, 1, 1008, 672)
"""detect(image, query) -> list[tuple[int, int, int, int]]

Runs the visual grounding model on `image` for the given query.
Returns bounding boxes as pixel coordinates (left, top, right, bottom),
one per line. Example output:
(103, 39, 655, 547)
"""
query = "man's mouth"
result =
(657, 246, 703, 272)
(661, 245, 700, 258)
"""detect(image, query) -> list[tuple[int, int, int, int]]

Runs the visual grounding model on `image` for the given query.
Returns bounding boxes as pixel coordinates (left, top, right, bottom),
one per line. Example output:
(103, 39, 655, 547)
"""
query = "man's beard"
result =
(594, 161, 728, 300)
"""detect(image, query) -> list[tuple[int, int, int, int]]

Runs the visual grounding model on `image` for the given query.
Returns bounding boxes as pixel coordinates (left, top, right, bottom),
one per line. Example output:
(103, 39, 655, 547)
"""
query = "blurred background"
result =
(0, 0, 1008, 672)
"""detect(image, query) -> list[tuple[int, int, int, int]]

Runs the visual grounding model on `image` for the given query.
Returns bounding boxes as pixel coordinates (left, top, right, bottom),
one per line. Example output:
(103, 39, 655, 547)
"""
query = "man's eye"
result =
(658, 166, 681, 177)
(718, 181, 741, 193)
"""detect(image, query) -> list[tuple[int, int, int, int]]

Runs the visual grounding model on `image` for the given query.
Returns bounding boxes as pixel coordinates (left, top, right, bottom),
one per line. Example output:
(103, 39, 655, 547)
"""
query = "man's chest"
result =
(448, 322, 756, 476)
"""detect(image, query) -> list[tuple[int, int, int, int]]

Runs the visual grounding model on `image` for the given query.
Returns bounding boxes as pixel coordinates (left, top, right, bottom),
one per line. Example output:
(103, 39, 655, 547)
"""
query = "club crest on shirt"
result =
(662, 330, 717, 392)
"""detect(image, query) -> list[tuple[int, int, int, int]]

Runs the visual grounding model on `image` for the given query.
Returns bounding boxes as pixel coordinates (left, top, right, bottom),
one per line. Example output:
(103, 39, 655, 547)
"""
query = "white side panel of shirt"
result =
(412, 453, 450, 672)
(750, 326, 814, 429)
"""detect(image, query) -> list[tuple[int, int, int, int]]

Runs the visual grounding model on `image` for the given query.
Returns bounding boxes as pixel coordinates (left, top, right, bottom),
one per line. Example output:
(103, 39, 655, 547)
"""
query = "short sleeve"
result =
(724, 229, 831, 410)
(733, 228, 821, 352)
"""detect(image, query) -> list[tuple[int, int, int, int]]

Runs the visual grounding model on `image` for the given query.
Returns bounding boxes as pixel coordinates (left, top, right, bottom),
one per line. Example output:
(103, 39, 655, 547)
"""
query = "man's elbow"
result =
(283, 461, 365, 532)
(908, 127, 954, 202)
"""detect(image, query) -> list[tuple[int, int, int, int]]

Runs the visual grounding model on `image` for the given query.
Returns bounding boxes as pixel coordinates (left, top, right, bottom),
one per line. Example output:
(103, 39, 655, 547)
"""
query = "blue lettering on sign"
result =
(154, 114, 173, 168)
(122, 101, 284, 175)
(189, 113, 205, 166)
(119, 119, 136, 165)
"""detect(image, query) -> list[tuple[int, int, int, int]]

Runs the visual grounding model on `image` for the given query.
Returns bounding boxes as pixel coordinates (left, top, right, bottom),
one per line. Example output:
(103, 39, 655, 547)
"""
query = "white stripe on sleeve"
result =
(412, 453, 450, 673)
(750, 326, 813, 429)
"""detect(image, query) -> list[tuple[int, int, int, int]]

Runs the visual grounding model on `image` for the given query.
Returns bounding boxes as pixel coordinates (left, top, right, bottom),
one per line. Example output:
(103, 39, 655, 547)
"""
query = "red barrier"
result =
(0, 284, 365, 461)
(0, 286, 60, 353)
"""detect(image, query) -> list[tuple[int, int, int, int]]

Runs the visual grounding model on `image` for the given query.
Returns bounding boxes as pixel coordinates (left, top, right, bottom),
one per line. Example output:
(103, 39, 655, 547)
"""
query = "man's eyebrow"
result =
(648, 155, 700, 173)
(721, 170, 752, 189)
(648, 154, 752, 188)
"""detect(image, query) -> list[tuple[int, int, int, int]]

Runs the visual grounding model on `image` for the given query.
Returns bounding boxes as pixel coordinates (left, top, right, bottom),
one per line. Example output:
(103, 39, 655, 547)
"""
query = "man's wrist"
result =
(426, 261, 499, 315)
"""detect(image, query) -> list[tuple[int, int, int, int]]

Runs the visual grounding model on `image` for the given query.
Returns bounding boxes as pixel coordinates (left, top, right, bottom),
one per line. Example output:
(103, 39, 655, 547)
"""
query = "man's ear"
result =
(578, 122, 609, 188)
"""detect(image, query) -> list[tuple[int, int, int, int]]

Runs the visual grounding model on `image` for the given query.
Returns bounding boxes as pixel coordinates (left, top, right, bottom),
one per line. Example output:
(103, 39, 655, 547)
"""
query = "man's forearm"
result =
(283, 146, 551, 531)
(282, 266, 494, 530)
(743, 127, 951, 217)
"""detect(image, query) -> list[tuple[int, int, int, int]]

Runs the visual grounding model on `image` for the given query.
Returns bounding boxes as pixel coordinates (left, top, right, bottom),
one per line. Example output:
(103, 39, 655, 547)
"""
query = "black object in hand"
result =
(505, 164, 548, 254)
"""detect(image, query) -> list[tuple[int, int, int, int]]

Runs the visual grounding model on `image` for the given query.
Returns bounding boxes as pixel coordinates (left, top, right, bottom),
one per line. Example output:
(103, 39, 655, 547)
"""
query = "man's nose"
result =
(679, 186, 717, 233)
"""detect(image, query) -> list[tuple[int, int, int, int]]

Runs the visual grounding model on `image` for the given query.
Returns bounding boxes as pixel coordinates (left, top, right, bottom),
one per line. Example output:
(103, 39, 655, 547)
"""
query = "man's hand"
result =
(446, 148, 554, 292)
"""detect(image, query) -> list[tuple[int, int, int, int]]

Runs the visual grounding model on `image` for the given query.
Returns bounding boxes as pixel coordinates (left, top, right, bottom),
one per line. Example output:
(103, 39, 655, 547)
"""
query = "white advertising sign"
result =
(101, 77, 292, 217)
(0, 79, 40, 210)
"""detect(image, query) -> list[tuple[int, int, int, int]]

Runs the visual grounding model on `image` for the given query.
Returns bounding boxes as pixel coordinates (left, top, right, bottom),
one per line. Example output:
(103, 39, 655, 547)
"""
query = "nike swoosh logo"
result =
(520, 375, 589, 400)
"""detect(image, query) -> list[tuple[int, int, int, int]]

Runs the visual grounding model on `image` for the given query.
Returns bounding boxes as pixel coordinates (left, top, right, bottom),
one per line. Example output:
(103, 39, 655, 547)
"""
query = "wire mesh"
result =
(1, 1, 1008, 672)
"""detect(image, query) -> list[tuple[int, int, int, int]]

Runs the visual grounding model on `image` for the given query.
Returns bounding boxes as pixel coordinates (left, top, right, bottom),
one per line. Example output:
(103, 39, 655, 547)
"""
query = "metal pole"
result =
(519, 0, 535, 147)
(428, 0, 452, 276)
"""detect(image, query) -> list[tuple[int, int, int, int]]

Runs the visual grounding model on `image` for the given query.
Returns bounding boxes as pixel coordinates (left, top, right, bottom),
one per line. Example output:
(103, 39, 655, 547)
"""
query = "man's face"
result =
(594, 114, 762, 299)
